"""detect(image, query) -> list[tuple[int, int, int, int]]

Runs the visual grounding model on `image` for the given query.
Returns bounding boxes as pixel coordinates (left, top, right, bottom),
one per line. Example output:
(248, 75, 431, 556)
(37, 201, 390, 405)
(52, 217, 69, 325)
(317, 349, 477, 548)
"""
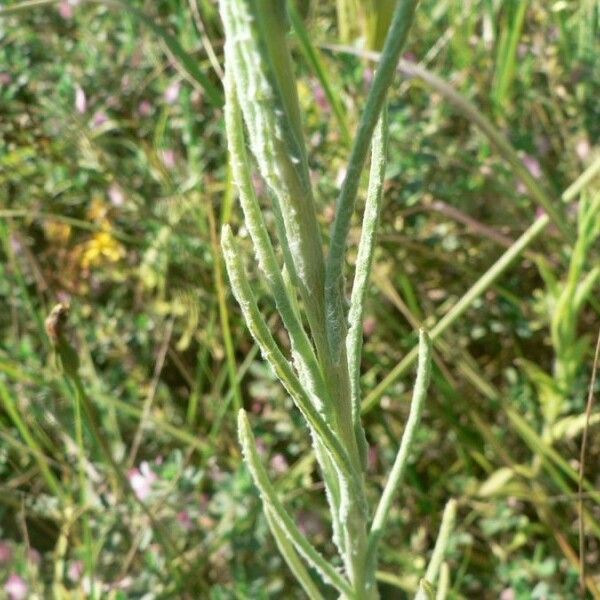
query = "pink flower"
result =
(500, 588, 515, 600)
(68, 560, 84, 582)
(75, 85, 87, 114)
(0, 542, 12, 564)
(58, 1, 74, 19)
(138, 100, 153, 117)
(0, 72, 12, 85)
(522, 154, 542, 179)
(164, 81, 181, 105)
(362, 316, 376, 337)
(128, 462, 157, 500)
(108, 183, 125, 207)
(312, 83, 330, 112)
(5, 574, 28, 600)
(177, 511, 193, 531)
(269, 453, 288, 475)
(160, 149, 176, 169)
(9, 234, 23, 255)
(92, 111, 109, 128)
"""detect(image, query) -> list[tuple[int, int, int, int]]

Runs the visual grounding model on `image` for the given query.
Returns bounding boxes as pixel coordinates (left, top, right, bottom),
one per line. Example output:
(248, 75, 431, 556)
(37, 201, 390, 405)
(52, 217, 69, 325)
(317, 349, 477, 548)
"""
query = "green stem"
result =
(322, 44, 573, 241)
(221, 227, 363, 498)
(325, 0, 419, 359)
(207, 200, 243, 414)
(264, 506, 326, 600)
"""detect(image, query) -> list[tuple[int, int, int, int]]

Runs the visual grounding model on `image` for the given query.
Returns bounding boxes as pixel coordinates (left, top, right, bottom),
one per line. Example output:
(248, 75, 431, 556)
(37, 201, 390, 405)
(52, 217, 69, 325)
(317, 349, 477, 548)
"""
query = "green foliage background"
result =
(0, 0, 599, 597)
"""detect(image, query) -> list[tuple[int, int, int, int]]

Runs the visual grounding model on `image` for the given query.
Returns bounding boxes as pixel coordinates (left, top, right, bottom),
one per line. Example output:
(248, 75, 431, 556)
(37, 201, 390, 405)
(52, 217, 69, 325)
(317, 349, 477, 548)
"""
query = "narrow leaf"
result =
(223, 61, 334, 421)
(220, 0, 326, 339)
(264, 507, 326, 600)
(238, 409, 353, 597)
(221, 227, 362, 497)
(369, 330, 432, 548)
(423, 499, 457, 586)
(288, 3, 351, 144)
(346, 110, 388, 450)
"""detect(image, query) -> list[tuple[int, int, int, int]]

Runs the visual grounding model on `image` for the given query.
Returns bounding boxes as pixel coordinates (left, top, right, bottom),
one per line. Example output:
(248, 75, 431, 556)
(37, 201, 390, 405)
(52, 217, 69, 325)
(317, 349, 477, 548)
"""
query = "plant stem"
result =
(325, 0, 419, 359)
(322, 44, 573, 241)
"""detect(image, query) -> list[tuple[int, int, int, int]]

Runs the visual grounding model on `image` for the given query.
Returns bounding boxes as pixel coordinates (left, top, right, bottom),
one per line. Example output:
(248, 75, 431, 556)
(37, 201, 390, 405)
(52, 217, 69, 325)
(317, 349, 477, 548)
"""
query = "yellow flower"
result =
(81, 226, 125, 269)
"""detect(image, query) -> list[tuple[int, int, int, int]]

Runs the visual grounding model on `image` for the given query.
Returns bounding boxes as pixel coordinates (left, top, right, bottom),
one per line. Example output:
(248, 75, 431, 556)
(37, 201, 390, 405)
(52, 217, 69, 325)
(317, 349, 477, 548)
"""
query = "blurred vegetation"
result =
(0, 0, 599, 598)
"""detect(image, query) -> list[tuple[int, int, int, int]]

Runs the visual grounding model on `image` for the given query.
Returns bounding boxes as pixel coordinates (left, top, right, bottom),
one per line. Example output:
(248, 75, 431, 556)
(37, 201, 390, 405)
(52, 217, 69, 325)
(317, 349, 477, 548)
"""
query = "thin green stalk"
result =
(579, 327, 600, 592)
(321, 44, 572, 240)
(209, 343, 259, 443)
(0, 210, 136, 243)
(220, 0, 327, 347)
(238, 410, 354, 598)
(417, 499, 457, 598)
(325, 0, 419, 359)
(562, 155, 600, 203)
(0, 379, 66, 501)
(207, 201, 243, 414)
(187, 310, 216, 426)
(435, 563, 451, 600)
(73, 380, 95, 595)
(50, 321, 187, 585)
(363, 214, 550, 413)
(223, 62, 333, 419)
(223, 53, 353, 557)
(506, 407, 600, 504)
(492, 0, 529, 110)
(288, 3, 351, 145)
(369, 331, 432, 551)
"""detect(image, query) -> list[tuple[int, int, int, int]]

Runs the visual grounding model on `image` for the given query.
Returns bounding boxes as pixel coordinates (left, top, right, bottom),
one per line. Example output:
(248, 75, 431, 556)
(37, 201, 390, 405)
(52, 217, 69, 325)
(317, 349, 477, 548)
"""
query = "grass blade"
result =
(288, 3, 351, 145)
(321, 45, 573, 241)
(579, 327, 600, 593)
(363, 215, 550, 413)
(0, 379, 66, 501)
(421, 499, 457, 593)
